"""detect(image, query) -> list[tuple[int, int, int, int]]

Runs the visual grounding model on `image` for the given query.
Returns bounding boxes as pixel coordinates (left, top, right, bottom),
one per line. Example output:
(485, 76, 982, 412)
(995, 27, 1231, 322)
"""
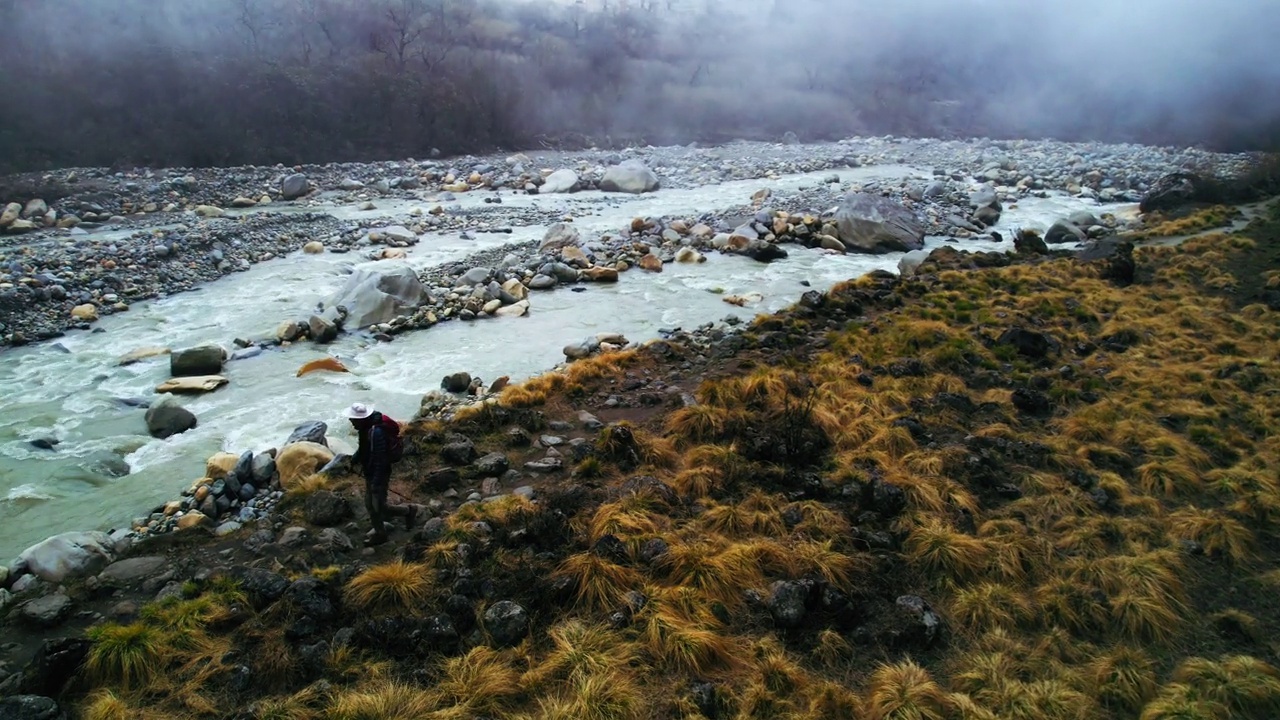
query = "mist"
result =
(0, 0, 1277, 173)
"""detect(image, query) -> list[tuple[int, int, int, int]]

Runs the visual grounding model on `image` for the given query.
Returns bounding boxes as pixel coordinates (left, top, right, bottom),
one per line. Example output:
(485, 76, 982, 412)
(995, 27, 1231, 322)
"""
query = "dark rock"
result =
(691, 682, 720, 719)
(423, 614, 459, 646)
(308, 314, 338, 343)
(768, 580, 809, 628)
(169, 345, 224, 377)
(18, 637, 89, 697)
(1045, 220, 1087, 245)
(304, 491, 350, 527)
(285, 421, 328, 447)
(441, 438, 479, 465)
(1012, 387, 1052, 416)
(640, 537, 670, 564)
(28, 438, 58, 451)
(98, 556, 167, 586)
(144, 403, 197, 439)
(297, 641, 329, 678)
(895, 595, 942, 648)
(244, 529, 276, 554)
(834, 192, 926, 253)
(441, 372, 472, 394)
(251, 453, 277, 484)
(285, 577, 336, 621)
(231, 567, 289, 608)
(996, 327, 1056, 360)
(281, 173, 310, 200)
(483, 600, 528, 647)
(0, 696, 65, 720)
(592, 534, 630, 564)
(1078, 237, 1135, 285)
(871, 478, 907, 517)
(424, 467, 460, 490)
(1014, 228, 1049, 255)
(473, 452, 509, 476)
(21, 595, 72, 628)
(316, 528, 353, 552)
(1140, 172, 1200, 213)
(973, 205, 1001, 227)
(742, 241, 788, 263)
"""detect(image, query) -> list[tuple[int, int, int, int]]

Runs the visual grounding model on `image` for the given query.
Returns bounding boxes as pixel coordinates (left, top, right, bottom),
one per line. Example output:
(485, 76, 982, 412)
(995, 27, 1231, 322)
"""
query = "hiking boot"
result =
(404, 504, 420, 532)
(364, 532, 389, 547)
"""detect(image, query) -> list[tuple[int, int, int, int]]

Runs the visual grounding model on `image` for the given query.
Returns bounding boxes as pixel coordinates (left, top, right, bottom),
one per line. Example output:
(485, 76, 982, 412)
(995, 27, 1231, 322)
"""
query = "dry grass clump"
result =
(498, 351, 639, 409)
(1131, 205, 1236, 239)
(327, 682, 435, 720)
(552, 553, 643, 611)
(343, 560, 433, 615)
(85, 622, 165, 691)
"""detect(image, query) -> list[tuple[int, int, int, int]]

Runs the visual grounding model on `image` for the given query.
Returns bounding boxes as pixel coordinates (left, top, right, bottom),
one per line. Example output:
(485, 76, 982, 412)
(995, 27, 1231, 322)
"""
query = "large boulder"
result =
(18, 531, 117, 583)
(326, 264, 429, 329)
(285, 421, 328, 447)
(170, 345, 225, 377)
(600, 160, 660, 194)
(484, 600, 529, 646)
(144, 402, 197, 439)
(0, 202, 21, 227)
(276, 441, 335, 489)
(1140, 171, 1200, 213)
(1044, 219, 1087, 245)
(281, 173, 310, 201)
(540, 222, 581, 252)
(834, 193, 925, 253)
(539, 169, 579, 194)
(206, 452, 239, 479)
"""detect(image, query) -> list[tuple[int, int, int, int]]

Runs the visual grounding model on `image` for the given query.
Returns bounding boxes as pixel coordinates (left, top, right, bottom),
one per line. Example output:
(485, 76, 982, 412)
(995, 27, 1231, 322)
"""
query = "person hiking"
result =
(346, 402, 417, 546)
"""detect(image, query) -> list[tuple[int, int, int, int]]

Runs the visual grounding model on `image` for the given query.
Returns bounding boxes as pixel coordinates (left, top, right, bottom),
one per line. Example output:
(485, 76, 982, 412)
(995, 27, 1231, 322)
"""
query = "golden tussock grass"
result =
(950, 583, 1033, 635)
(327, 682, 435, 720)
(864, 659, 951, 720)
(85, 622, 165, 692)
(655, 537, 764, 608)
(518, 670, 645, 720)
(520, 620, 637, 690)
(552, 553, 643, 611)
(343, 560, 433, 616)
(429, 646, 523, 715)
(1169, 506, 1255, 563)
(1092, 645, 1159, 713)
(905, 519, 991, 584)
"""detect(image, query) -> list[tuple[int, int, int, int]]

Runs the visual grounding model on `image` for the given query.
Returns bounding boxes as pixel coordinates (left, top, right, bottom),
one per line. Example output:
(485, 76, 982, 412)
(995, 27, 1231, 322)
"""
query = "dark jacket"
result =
(354, 413, 392, 485)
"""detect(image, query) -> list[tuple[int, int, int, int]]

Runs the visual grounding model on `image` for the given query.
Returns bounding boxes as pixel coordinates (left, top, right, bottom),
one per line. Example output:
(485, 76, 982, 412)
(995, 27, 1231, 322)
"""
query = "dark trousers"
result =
(365, 476, 409, 538)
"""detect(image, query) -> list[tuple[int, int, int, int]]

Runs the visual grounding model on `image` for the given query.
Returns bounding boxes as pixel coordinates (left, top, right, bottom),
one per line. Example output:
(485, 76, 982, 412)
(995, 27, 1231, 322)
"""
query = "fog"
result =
(0, 0, 1277, 173)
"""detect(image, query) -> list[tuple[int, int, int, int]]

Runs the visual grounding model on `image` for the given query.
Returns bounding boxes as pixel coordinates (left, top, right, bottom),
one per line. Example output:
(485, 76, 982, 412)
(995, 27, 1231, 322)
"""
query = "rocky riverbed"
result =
(0, 135, 1254, 348)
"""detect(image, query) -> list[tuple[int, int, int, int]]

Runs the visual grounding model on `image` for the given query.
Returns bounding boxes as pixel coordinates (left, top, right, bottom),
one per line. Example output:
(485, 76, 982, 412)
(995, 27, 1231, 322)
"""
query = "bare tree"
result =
(372, 0, 427, 72)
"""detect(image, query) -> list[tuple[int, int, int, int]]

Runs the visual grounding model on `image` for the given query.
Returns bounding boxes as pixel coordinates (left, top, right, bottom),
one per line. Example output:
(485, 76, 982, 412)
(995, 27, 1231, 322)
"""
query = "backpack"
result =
(373, 414, 404, 464)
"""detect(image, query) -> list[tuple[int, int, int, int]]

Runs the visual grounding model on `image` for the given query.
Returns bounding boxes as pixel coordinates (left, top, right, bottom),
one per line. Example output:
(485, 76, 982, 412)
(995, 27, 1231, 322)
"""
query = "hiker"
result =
(346, 402, 417, 546)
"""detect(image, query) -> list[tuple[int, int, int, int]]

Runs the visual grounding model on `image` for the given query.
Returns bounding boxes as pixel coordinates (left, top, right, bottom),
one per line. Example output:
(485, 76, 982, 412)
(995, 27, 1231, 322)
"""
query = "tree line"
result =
(0, 0, 1275, 174)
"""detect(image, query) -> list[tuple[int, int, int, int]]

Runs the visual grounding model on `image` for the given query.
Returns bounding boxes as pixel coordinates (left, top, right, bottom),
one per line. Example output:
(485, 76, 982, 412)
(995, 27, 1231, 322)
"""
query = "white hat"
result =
(345, 402, 374, 420)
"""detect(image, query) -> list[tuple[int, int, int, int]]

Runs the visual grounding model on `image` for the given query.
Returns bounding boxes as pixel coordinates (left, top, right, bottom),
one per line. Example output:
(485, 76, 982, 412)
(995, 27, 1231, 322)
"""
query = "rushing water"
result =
(0, 167, 1133, 557)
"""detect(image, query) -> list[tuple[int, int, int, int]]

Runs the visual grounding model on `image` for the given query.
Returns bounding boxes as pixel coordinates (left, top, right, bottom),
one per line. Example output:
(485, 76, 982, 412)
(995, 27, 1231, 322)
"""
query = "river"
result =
(0, 166, 1131, 557)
